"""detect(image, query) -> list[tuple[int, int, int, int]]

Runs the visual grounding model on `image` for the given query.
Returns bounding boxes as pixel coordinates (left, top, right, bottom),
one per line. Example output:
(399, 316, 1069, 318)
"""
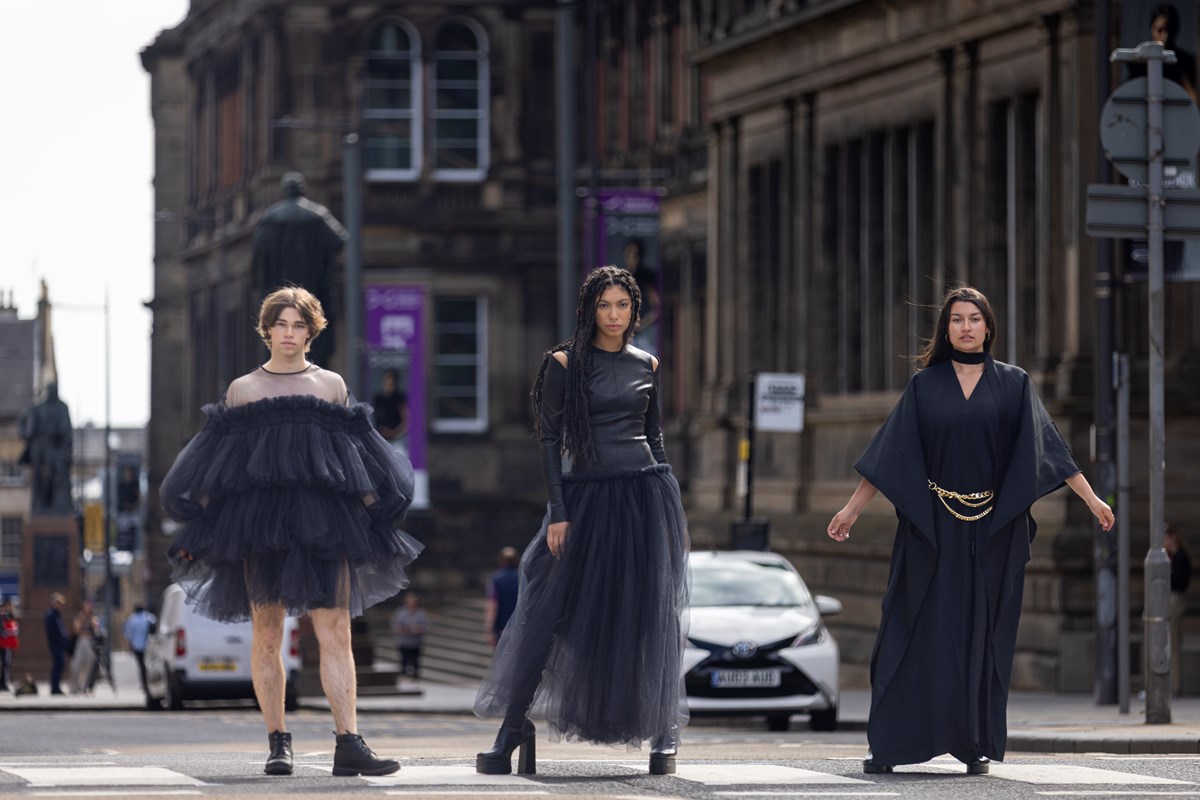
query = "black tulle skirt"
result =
(473, 464, 690, 747)
(161, 395, 422, 622)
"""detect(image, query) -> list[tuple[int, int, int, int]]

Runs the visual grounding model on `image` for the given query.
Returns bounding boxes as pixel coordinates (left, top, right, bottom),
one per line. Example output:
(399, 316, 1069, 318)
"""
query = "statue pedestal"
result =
(12, 515, 81, 683)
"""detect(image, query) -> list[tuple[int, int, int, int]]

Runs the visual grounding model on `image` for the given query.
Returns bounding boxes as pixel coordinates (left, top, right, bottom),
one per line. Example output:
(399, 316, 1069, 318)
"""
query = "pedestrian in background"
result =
(828, 285, 1113, 775)
(123, 604, 157, 696)
(42, 592, 68, 695)
(0, 596, 19, 692)
(390, 592, 430, 680)
(162, 286, 420, 777)
(473, 266, 690, 777)
(69, 599, 99, 695)
(484, 547, 520, 648)
(1165, 522, 1192, 695)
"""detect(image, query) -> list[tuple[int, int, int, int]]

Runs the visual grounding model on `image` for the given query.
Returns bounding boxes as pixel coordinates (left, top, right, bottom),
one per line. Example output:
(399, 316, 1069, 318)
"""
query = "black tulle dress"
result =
(473, 344, 690, 747)
(161, 365, 422, 622)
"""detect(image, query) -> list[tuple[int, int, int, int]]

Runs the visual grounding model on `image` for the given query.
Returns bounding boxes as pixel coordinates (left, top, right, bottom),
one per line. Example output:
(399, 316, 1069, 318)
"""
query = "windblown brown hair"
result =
(916, 285, 997, 369)
(257, 286, 328, 354)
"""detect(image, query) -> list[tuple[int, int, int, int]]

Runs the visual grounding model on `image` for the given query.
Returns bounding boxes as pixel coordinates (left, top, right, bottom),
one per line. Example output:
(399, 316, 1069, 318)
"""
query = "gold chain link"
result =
(928, 480, 995, 522)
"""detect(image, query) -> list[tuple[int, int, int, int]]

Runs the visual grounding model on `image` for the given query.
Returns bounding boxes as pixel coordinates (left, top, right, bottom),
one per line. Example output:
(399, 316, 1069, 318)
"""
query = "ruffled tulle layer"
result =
(473, 464, 690, 747)
(161, 394, 421, 622)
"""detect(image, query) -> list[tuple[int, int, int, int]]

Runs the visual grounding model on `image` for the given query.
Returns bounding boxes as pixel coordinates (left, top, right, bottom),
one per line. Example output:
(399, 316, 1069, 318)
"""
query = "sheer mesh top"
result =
(225, 364, 349, 408)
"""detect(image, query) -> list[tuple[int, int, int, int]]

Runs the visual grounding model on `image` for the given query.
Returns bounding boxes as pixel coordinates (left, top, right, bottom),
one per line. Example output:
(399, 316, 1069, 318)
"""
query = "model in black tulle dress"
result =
(474, 266, 690, 776)
(161, 287, 421, 778)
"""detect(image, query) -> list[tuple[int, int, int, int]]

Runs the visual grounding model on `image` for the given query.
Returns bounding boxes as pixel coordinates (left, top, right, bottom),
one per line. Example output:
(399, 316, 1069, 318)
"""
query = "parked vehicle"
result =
(684, 550, 842, 731)
(145, 583, 301, 711)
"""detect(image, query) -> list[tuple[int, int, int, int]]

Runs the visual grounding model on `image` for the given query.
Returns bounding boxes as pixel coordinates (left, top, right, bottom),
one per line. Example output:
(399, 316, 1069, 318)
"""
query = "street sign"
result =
(1099, 77, 1200, 184)
(754, 373, 805, 433)
(1086, 184, 1200, 240)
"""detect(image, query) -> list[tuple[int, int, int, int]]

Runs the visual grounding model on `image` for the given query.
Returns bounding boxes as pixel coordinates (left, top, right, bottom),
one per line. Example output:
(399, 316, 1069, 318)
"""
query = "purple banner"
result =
(592, 188, 663, 356)
(365, 285, 428, 508)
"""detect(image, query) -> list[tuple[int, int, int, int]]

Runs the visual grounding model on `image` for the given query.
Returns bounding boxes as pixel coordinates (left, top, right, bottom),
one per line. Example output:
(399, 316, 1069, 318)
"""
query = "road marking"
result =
(902, 762, 1195, 784)
(384, 793, 552, 797)
(1, 767, 205, 788)
(30, 793, 203, 798)
(358, 766, 544, 785)
(616, 763, 871, 785)
(1036, 793, 1200, 797)
(713, 794, 901, 798)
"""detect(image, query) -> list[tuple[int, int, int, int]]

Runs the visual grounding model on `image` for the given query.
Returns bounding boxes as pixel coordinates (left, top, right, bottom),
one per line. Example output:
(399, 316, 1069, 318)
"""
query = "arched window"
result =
(432, 21, 489, 181)
(365, 21, 421, 180)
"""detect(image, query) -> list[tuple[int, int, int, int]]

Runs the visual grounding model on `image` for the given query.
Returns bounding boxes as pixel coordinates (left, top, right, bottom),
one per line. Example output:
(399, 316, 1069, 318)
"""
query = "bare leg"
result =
(250, 603, 287, 734)
(311, 606, 357, 734)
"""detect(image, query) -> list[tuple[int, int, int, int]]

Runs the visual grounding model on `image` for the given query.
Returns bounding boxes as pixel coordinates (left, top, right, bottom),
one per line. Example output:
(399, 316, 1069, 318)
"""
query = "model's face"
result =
(947, 301, 987, 353)
(1151, 14, 1170, 43)
(269, 307, 309, 354)
(594, 285, 633, 339)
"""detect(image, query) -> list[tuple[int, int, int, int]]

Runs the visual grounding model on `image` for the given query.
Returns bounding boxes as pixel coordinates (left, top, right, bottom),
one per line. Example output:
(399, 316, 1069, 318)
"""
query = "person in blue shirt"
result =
(42, 593, 68, 695)
(484, 547, 520, 648)
(123, 605, 157, 696)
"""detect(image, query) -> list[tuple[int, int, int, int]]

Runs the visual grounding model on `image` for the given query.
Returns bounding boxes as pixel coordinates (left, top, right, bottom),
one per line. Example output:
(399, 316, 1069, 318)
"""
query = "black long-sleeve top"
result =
(539, 345, 667, 523)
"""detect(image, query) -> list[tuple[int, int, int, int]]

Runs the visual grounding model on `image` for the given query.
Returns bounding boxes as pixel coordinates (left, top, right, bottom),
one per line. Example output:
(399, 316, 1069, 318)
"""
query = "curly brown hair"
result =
(256, 286, 328, 353)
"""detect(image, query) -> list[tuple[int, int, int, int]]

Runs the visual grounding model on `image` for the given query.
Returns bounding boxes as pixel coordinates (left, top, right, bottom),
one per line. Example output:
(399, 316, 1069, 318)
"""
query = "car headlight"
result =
(790, 622, 825, 647)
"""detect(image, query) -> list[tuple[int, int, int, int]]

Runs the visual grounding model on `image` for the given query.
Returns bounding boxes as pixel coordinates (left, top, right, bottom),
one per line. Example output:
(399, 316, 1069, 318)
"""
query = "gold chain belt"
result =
(928, 480, 995, 522)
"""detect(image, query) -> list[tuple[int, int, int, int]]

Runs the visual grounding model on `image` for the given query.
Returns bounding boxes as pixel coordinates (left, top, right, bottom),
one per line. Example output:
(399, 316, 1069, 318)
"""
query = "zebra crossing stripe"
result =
(0, 767, 204, 787)
(907, 763, 1196, 785)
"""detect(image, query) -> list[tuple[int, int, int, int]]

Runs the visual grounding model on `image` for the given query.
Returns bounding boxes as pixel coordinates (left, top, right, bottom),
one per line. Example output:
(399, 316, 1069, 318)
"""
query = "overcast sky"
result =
(2, 1, 189, 428)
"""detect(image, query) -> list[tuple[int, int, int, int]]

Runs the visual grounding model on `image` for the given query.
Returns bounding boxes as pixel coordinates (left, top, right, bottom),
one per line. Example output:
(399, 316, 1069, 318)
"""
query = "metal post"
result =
(342, 134, 362, 397)
(1092, 0, 1118, 707)
(102, 289, 113, 668)
(556, 1, 578, 342)
(1142, 44, 1171, 725)
(744, 375, 755, 519)
(1116, 352, 1131, 714)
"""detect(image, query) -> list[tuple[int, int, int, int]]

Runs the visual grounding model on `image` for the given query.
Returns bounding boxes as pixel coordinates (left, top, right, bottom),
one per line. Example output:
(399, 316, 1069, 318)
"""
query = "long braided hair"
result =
(532, 266, 643, 465)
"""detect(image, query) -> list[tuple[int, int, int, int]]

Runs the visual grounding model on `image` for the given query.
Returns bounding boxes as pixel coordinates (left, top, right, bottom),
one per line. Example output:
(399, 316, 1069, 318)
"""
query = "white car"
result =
(683, 550, 841, 731)
(145, 583, 302, 711)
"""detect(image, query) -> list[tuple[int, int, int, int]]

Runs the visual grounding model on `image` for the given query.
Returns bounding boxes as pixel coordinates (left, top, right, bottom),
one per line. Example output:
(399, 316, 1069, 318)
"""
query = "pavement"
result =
(2, 651, 1198, 754)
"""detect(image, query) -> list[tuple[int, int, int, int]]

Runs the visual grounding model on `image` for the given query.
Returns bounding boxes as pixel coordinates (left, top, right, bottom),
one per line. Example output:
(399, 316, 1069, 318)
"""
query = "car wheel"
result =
(809, 706, 838, 731)
(164, 673, 185, 711)
(145, 691, 164, 711)
(766, 714, 791, 732)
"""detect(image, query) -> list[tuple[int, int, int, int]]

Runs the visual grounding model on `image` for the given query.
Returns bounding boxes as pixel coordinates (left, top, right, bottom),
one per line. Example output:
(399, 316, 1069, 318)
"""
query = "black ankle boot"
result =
(332, 733, 400, 777)
(476, 719, 536, 775)
(966, 756, 990, 775)
(264, 730, 293, 776)
(649, 727, 678, 775)
(862, 750, 893, 774)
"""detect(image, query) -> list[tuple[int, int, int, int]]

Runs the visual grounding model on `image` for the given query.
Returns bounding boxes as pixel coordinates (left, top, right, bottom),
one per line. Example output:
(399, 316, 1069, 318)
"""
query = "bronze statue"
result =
(251, 173, 348, 367)
(19, 381, 73, 514)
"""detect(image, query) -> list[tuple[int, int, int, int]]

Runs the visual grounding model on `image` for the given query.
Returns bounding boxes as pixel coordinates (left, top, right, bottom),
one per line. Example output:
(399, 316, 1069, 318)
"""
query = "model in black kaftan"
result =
(854, 356, 1078, 765)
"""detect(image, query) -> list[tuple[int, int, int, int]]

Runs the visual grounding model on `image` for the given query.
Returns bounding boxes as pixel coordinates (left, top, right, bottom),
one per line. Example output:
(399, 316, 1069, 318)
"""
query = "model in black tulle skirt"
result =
(474, 267, 690, 776)
(161, 287, 418, 778)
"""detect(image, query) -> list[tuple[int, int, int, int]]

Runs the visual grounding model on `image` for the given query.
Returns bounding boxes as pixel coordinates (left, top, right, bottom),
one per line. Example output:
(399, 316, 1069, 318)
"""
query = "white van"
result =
(145, 583, 302, 711)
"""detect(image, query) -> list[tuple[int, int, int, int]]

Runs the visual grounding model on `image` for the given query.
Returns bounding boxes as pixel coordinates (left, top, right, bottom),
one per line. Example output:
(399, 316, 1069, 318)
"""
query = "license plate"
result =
(710, 669, 781, 688)
(198, 660, 237, 672)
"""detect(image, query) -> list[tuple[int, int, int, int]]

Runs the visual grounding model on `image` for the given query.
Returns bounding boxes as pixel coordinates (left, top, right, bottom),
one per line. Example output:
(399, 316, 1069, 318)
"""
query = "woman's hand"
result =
(827, 507, 857, 542)
(547, 521, 570, 558)
(1088, 495, 1116, 532)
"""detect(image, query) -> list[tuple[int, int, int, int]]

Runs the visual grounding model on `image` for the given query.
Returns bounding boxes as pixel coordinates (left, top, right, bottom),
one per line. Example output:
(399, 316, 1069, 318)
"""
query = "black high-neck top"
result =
(538, 344, 666, 522)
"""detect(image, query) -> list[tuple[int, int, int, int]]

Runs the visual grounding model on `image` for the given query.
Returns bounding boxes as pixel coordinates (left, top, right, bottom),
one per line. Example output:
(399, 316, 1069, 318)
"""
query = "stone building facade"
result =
(144, 0, 1200, 692)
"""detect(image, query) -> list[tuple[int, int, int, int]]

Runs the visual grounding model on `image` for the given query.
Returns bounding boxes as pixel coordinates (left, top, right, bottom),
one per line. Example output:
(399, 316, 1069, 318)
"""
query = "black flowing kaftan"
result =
(854, 357, 1078, 765)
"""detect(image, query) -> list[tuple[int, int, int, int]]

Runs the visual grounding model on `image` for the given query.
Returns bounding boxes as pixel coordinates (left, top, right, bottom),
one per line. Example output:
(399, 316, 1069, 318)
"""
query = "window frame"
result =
(430, 18, 491, 183)
(431, 295, 489, 433)
(364, 18, 424, 183)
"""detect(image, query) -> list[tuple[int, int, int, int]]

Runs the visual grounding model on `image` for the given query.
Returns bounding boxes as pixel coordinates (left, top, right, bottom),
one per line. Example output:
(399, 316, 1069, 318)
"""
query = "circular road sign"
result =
(1100, 77, 1200, 184)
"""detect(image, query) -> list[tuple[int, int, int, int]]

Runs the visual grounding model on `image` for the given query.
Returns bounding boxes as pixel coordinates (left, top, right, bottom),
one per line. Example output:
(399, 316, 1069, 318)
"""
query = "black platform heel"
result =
(476, 719, 536, 775)
(966, 756, 990, 775)
(649, 726, 678, 775)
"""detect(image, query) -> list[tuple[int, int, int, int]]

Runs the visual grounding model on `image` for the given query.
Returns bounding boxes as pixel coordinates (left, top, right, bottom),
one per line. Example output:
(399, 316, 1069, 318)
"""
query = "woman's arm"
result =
(1065, 472, 1115, 531)
(826, 478, 880, 542)
(542, 353, 570, 557)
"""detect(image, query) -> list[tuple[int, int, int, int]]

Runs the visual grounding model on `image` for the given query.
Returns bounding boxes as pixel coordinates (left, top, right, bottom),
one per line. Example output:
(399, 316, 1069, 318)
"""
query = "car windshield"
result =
(689, 561, 813, 608)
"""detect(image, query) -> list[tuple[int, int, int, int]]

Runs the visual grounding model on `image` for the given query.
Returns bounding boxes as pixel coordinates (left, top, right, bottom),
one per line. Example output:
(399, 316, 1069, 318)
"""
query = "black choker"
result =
(260, 363, 313, 375)
(950, 350, 986, 365)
